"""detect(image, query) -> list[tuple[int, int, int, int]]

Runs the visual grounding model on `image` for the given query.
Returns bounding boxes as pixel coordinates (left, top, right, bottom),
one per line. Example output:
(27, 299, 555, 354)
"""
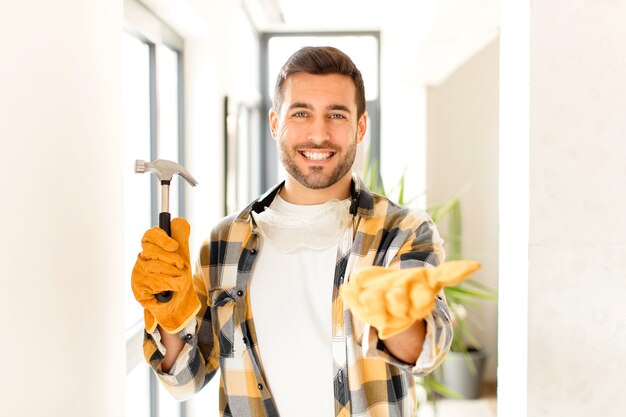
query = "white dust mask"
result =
(251, 195, 352, 253)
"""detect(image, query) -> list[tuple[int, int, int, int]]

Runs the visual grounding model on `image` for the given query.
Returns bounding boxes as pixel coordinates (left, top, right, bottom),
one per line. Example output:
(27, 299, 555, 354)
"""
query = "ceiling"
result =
(248, 0, 500, 85)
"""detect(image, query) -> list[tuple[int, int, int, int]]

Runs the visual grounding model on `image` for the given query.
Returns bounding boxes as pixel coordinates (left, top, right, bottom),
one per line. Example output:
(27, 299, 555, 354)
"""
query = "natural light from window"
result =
(123, 31, 151, 331)
(157, 45, 181, 218)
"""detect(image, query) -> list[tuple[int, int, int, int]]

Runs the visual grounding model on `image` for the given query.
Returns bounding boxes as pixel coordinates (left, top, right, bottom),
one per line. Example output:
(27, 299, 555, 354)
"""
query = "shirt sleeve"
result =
(360, 210, 453, 376)
(362, 291, 453, 376)
(141, 251, 220, 401)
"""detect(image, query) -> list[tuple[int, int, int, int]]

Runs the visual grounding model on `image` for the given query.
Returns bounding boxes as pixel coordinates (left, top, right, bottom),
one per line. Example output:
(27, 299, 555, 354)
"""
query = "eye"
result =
(292, 111, 308, 117)
(329, 113, 347, 120)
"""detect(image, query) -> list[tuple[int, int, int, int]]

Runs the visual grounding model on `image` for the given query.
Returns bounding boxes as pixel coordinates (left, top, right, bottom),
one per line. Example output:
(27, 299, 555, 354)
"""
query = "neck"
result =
(279, 172, 352, 205)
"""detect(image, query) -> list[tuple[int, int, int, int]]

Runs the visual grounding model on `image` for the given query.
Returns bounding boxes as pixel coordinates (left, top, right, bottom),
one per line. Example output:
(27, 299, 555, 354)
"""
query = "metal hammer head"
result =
(135, 159, 198, 186)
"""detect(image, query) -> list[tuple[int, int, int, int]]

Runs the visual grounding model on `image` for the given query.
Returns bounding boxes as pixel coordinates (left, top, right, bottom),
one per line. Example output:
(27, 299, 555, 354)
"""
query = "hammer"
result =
(135, 159, 198, 303)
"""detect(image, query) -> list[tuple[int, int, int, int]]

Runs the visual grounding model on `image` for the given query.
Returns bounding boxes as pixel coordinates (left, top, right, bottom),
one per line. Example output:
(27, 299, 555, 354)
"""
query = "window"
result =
(123, 1, 187, 416)
(259, 32, 381, 189)
(123, 30, 151, 334)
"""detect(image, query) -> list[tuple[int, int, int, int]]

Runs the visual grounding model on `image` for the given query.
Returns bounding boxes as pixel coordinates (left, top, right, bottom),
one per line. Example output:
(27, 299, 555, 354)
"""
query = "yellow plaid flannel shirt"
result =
(144, 175, 452, 417)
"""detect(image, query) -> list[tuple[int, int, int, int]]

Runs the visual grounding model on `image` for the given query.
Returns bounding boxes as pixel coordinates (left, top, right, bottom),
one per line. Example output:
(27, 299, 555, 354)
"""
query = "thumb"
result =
(171, 218, 191, 254)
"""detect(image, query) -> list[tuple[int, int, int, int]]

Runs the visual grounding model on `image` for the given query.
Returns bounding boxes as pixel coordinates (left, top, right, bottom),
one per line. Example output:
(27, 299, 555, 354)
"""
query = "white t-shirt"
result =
(250, 195, 351, 417)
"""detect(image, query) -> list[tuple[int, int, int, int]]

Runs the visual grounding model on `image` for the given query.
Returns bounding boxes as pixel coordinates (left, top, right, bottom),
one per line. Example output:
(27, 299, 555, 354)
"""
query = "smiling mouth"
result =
(300, 150, 335, 161)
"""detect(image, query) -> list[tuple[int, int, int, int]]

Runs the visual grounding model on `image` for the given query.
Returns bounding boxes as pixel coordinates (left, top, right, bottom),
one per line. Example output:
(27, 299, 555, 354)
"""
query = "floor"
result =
(418, 381, 497, 417)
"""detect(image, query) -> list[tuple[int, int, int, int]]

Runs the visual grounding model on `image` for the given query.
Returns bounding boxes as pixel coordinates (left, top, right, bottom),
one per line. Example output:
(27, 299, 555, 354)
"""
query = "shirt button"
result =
(237, 290, 244, 297)
(250, 249, 257, 255)
(257, 383, 263, 390)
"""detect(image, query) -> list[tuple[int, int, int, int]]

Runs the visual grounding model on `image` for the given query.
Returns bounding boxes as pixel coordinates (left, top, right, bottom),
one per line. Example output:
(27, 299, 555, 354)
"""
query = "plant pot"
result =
(440, 348, 487, 399)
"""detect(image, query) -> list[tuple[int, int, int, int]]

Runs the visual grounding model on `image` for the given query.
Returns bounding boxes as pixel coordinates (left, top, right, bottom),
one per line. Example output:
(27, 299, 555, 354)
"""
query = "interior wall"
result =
(379, 32, 429, 207)
(0, 1, 126, 417)
(184, 37, 223, 253)
(527, 1, 626, 415)
(0, 0, 259, 415)
(426, 38, 500, 381)
(497, 0, 528, 413)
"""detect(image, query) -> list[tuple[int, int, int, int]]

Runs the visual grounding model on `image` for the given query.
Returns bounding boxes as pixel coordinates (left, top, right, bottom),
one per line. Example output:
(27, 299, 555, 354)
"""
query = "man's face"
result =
(269, 72, 367, 190)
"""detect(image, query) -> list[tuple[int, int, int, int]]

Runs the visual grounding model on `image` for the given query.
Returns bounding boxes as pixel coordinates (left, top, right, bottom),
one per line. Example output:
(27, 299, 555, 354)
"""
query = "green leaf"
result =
(429, 185, 470, 218)
(445, 286, 497, 302)
(422, 376, 465, 399)
(464, 279, 499, 296)
(397, 172, 406, 205)
(452, 317, 482, 357)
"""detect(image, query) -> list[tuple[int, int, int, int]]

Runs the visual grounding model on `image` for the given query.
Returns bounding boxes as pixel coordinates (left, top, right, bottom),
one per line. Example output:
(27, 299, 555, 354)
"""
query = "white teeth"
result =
(303, 151, 332, 160)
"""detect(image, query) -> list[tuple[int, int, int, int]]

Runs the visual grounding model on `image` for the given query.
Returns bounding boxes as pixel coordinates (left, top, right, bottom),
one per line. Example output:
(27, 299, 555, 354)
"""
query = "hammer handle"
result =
(159, 212, 172, 237)
(156, 212, 174, 303)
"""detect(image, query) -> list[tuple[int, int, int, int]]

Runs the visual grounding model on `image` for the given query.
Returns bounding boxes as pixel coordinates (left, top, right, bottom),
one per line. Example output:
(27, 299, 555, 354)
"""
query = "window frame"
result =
(124, 1, 187, 416)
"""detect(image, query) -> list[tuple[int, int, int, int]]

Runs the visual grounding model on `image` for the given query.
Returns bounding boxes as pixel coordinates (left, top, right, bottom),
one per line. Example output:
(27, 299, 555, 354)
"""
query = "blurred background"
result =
(1, 0, 625, 416)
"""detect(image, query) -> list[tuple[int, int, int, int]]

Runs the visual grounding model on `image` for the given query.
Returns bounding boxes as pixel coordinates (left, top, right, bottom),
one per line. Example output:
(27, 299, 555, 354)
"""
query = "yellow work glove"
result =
(340, 260, 480, 339)
(131, 218, 201, 334)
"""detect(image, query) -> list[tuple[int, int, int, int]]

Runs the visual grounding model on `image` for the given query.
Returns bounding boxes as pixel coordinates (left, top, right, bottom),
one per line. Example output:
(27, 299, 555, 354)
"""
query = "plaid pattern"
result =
(143, 175, 452, 417)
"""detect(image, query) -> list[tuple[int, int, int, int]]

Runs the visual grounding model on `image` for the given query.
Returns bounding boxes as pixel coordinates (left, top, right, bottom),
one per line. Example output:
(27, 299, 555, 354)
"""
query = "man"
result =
(132, 46, 453, 417)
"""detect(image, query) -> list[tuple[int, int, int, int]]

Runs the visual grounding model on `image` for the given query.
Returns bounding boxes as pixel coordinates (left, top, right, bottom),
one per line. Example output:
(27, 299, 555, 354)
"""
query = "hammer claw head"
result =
(134, 159, 198, 186)
(177, 169, 198, 187)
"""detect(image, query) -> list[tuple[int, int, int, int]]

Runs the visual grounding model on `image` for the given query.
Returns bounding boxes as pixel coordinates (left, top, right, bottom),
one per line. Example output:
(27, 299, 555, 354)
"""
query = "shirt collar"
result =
(235, 173, 375, 222)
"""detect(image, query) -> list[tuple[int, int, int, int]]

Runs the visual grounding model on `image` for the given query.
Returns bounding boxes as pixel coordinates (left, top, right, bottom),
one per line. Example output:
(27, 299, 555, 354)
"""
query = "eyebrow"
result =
(287, 102, 352, 114)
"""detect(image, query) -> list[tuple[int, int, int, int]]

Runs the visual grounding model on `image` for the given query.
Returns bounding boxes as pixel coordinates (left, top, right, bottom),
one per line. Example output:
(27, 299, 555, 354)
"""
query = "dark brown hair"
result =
(273, 46, 366, 119)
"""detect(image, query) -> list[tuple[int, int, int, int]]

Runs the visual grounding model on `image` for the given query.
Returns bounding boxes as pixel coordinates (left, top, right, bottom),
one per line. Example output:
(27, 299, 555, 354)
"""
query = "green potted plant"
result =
(427, 196, 497, 401)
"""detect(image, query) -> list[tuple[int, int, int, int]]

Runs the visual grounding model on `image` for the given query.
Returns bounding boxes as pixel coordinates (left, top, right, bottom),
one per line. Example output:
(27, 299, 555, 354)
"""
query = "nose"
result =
(306, 116, 330, 144)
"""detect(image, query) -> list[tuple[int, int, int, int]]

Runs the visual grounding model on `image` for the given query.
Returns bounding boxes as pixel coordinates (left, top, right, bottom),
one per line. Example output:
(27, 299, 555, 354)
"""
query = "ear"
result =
(356, 111, 368, 144)
(268, 107, 279, 141)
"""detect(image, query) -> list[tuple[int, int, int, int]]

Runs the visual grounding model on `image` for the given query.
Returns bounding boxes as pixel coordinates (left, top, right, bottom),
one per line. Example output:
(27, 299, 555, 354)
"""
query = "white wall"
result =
(0, 0, 259, 415)
(379, 31, 429, 206)
(527, 1, 626, 415)
(184, 37, 223, 251)
(426, 38, 500, 381)
(499, 0, 626, 415)
(0, 1, 126, 417)
(497, 0, 528, 414)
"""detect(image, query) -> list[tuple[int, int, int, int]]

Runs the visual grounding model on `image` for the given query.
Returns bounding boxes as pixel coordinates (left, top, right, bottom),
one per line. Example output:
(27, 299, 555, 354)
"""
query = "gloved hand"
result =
(340, 260, 480, 339)
(131, 218, 201, 334)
